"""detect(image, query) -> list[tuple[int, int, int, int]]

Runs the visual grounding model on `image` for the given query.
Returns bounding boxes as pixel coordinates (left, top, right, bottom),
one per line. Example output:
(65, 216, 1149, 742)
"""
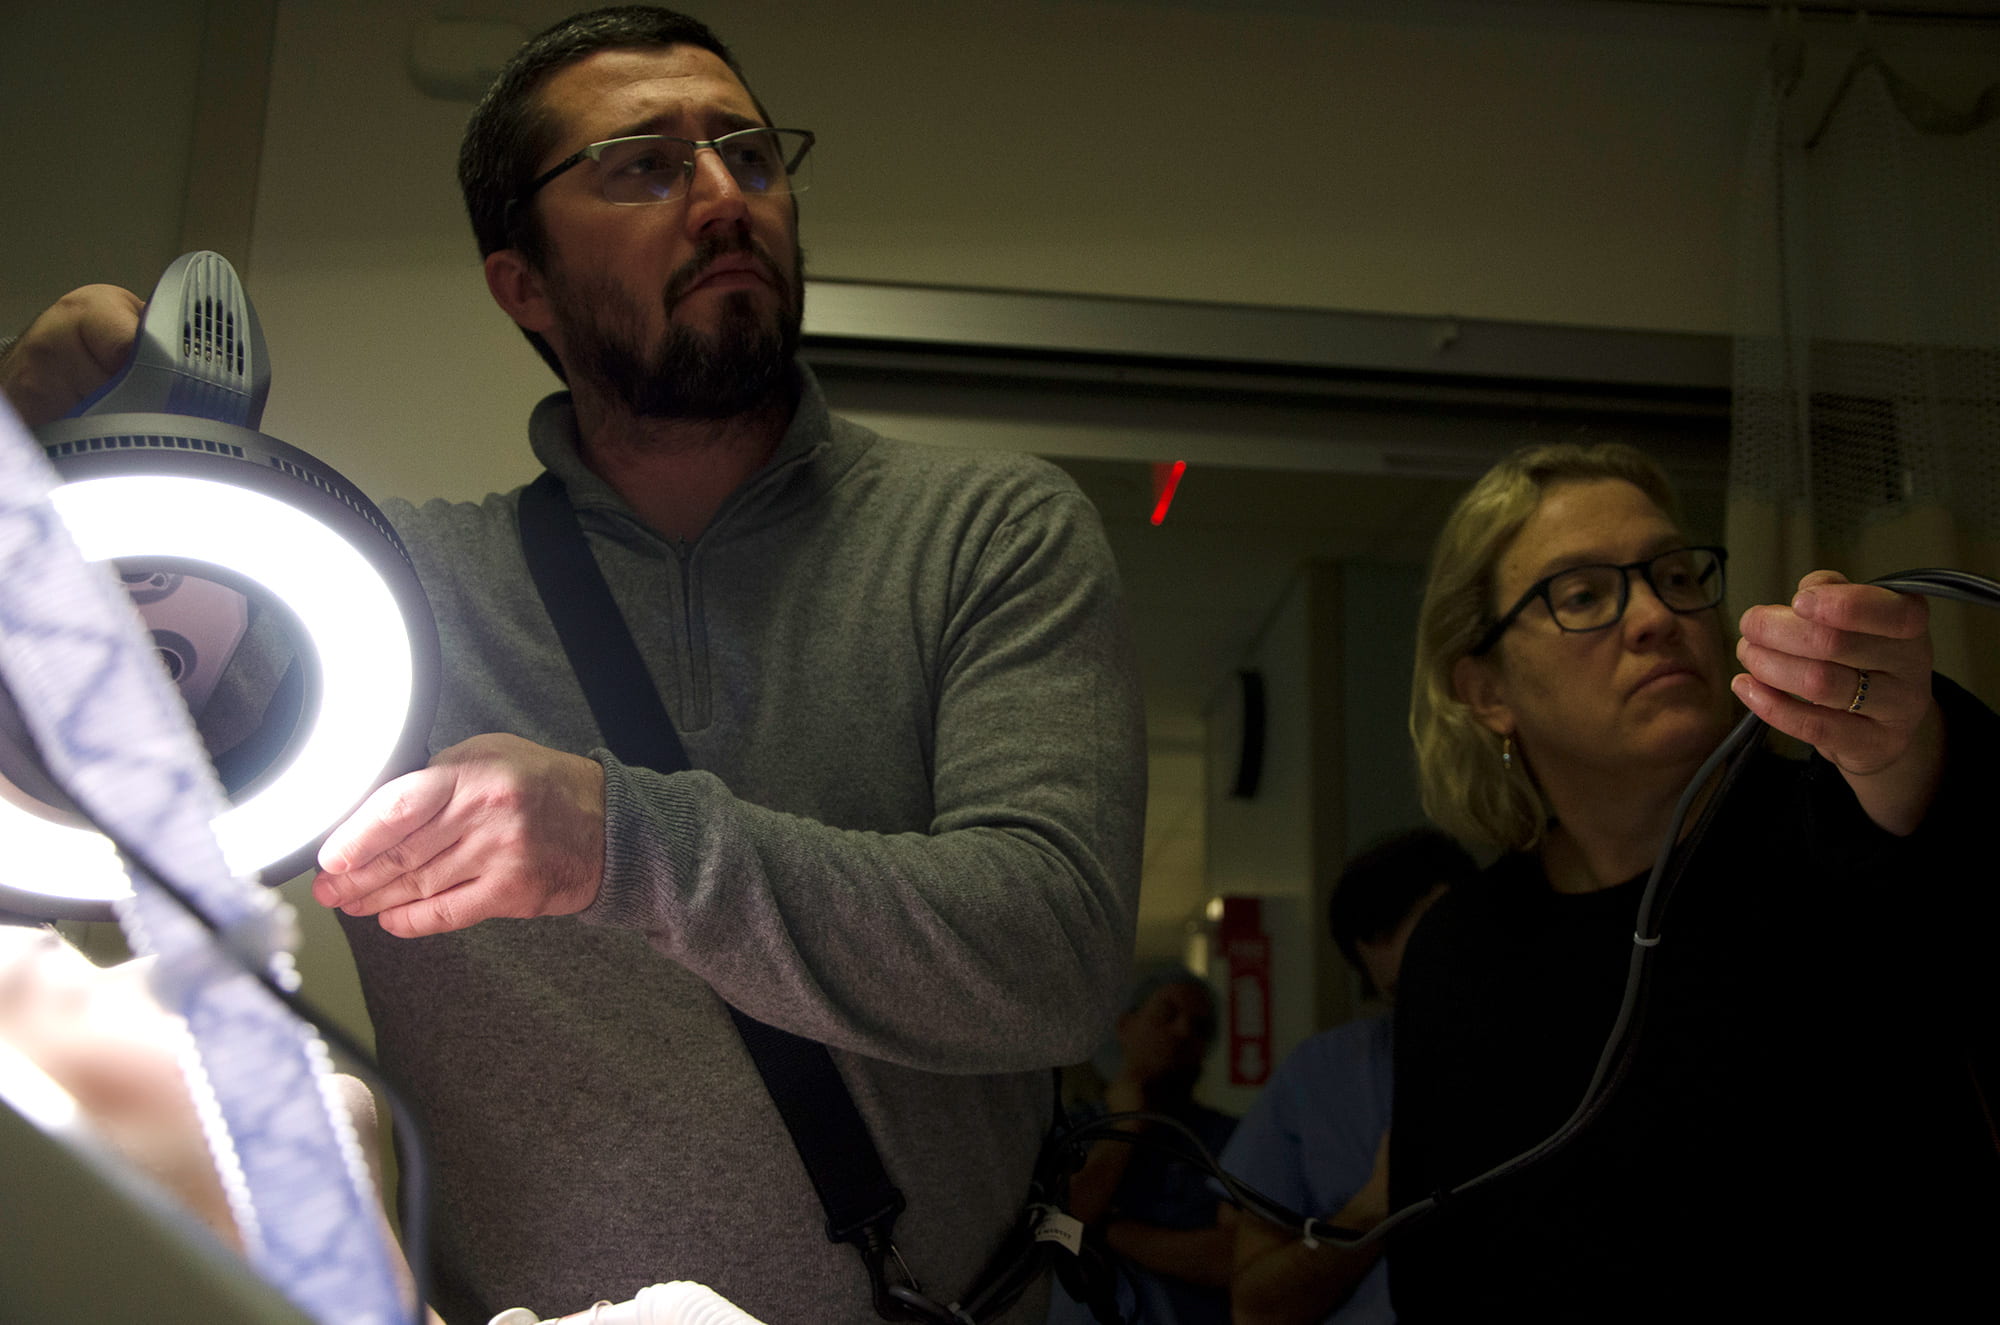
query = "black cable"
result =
(1068, 1111, 1290, 1224)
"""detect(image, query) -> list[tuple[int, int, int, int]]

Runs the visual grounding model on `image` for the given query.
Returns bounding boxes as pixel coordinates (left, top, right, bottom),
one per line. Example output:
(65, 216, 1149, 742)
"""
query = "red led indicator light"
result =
(1150, 460, 1187, 526)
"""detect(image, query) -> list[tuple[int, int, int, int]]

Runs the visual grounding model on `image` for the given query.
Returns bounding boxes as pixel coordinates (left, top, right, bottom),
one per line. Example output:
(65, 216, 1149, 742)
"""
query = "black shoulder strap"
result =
(723, 1005, 908, 1245)
(517, 471, 692, 776)
(515, 471, 912, 1289)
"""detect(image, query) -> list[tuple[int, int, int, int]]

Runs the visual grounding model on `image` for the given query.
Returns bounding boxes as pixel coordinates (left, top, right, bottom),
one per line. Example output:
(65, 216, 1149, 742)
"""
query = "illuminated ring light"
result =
(0, 415, 438, 919)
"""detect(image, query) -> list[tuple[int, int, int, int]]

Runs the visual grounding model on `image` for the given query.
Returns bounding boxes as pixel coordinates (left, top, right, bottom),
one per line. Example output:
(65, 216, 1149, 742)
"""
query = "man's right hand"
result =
(310, 733, 608, 940)
(2, 285, 143, 427)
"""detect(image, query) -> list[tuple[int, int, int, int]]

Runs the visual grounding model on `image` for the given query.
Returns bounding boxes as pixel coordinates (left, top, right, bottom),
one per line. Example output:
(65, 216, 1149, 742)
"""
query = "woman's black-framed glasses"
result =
(511, 127, 815, 217)
(1471, 546, 1729, 656)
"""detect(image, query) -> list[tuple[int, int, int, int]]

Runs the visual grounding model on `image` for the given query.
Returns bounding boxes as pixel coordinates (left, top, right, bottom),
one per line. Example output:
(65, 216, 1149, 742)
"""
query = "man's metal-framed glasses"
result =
(1470, 546, 1729, 656)
(513, 127, 815, 213)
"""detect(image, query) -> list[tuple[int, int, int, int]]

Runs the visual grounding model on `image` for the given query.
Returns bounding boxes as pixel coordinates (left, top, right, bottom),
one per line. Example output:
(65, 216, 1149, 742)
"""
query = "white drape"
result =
(1727, 27, 2000, 706)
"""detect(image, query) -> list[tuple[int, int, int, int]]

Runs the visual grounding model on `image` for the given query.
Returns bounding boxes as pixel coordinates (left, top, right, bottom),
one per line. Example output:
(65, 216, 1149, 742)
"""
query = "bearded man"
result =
(0, 9, 1145, 1323)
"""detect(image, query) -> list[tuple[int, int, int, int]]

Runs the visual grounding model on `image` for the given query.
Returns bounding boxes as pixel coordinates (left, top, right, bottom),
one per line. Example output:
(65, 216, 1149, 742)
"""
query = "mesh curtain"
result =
(1728, 21, 2000, 706)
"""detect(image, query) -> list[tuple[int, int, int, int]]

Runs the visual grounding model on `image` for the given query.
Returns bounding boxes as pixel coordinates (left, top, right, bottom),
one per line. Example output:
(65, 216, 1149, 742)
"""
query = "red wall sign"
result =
(1219, 897, 1272, 1086)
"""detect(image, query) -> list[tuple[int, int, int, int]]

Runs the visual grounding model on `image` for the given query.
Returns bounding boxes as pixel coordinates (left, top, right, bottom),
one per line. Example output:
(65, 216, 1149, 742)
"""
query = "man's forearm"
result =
(1232, 1189, 1386, 1325)
(596, 763, 1141, 1071)
(1106, 1218, 1238, 1288)
(1233, 1235, 1382, 1325)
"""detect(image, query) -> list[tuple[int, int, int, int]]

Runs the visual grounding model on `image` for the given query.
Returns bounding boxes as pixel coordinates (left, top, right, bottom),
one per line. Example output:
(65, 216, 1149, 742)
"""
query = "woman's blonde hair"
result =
(1410, 442, 1680, 853)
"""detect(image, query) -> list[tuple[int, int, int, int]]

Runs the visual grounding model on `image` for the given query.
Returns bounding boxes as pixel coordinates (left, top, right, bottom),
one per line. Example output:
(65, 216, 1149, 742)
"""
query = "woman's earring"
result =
(1501, 736, 1514, 771)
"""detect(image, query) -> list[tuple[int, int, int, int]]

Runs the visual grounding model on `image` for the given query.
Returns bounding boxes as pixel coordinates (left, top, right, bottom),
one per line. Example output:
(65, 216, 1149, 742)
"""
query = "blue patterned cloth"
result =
(0, 399, 409, 1324)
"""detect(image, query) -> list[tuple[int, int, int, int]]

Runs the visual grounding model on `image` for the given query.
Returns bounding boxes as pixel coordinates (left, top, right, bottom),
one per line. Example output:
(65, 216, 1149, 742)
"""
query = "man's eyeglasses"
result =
(1470, 546, 1729, 656)
(512, 127, 815, 216)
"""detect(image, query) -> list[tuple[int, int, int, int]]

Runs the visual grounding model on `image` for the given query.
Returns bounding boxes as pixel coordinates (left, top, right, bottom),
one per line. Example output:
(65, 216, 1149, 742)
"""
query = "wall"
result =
(14, 3, 2000, 497)
(0, 2, 208, 332)
(1195, 554, 1435, 1107)
(251, 0, 1773, 504)
(1342, 561, 1428, 851)
(1332, 558, 1430, 1017)
(1200, 565, 1337, 1115)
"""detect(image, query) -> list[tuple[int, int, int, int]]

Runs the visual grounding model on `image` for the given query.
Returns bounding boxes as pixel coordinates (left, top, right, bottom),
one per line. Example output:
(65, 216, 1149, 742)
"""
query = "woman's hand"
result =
(1733, 570, 1943, 833)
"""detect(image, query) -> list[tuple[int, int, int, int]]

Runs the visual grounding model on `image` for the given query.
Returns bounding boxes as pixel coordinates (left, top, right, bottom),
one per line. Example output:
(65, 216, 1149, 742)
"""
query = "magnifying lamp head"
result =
(0, 253, 438, 921)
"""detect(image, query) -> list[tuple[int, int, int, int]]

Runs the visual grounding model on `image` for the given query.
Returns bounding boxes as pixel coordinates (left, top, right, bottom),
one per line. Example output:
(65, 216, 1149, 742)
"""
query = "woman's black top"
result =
(1389, 678, 2000, 1321)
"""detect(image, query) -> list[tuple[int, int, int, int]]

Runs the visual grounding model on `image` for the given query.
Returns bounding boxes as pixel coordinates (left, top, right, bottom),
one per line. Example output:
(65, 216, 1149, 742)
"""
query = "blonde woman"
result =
(1386, 443, 1998, 1321)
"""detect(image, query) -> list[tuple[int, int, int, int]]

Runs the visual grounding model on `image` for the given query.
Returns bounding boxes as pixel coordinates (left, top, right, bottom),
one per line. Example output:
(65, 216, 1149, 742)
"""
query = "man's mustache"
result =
(663, 236, 790, 309)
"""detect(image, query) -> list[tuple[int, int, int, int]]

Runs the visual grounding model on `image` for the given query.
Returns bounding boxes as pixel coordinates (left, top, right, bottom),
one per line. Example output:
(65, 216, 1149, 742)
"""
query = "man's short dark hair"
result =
(1328, 827, 1477, 996)
(456, 6, 772, 377)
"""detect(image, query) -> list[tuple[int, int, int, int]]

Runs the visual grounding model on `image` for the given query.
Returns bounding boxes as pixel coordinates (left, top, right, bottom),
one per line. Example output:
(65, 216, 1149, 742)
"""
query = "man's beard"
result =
(547, 234, 804, 421)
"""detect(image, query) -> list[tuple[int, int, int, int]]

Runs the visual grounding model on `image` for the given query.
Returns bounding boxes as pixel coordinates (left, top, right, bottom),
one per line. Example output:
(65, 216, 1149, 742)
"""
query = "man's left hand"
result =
(311, 734, 606, 937)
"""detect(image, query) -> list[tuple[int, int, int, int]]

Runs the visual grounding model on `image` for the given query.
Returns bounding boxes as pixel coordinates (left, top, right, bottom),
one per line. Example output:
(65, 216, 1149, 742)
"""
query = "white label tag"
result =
(1032, 1205, 1086, 1255)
